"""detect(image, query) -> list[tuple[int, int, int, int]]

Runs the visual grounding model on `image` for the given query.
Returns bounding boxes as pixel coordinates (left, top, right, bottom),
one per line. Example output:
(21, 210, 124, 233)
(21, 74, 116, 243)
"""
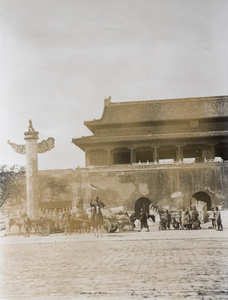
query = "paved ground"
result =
(0, 224, 228, 300)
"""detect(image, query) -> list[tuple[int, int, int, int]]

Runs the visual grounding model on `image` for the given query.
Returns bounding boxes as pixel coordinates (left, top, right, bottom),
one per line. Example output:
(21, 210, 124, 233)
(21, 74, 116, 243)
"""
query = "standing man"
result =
(139, 208, 150, 232)
(191, 206, 200, 229)
(209, 207, 216, 228)
(180, 207, 185, 230)
(164, 209, 171, 229)
(23, 213, 32, 237)
(215, 206, 223, 231)
(64, 212, 72, 235)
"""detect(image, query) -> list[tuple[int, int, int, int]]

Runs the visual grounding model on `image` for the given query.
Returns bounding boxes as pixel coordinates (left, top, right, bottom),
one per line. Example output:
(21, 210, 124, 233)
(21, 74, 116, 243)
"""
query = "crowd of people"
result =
(179, 206, 201, 230)
(6, 199, 224, 236)
(17, 197, 106, 236)
(179, 205, 223, 231)
(138, 204, 223, 232)
(8, 207, 91, 237)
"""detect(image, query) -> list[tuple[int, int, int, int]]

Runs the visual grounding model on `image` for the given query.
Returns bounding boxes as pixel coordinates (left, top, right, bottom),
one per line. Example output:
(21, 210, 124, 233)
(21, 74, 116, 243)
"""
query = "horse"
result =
(148, 214, 155, 223)
(9, 216, 24, 235)
(71, 212, 90, 233)
(91, 210, 103, 237)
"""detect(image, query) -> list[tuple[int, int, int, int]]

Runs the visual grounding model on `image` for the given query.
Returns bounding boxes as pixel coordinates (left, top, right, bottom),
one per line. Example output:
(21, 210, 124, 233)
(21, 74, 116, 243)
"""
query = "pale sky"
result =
(0, 0, 228, 170)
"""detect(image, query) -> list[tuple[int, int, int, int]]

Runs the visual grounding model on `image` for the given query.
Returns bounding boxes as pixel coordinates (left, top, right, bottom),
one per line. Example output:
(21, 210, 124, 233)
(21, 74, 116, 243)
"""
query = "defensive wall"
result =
(39, 161, 228, 213)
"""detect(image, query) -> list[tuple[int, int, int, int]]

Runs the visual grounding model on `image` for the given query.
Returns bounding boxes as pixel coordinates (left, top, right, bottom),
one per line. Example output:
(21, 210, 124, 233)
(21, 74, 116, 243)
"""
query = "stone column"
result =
(24, 130, 39, 220)
(8, 120, 55, 221)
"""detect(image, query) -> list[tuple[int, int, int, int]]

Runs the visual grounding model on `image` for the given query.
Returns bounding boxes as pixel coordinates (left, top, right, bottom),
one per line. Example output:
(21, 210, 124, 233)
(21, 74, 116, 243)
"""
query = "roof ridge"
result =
(109, 95, 228, 106)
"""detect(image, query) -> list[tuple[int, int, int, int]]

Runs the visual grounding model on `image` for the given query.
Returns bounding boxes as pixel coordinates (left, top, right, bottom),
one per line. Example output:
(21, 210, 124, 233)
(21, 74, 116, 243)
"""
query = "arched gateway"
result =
(191, 192, 212, 210)
(134, 197, 152, 216)
(73, 96, 228, 211)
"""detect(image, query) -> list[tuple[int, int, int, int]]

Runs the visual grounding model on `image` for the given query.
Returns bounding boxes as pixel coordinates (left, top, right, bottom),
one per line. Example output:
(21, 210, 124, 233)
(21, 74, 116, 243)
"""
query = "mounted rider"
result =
(90, 196, 105, 225)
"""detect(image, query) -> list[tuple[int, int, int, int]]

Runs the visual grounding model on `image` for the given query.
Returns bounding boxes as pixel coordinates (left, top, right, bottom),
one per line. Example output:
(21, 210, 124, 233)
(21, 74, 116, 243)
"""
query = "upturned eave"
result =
(84, 95, 228, 134)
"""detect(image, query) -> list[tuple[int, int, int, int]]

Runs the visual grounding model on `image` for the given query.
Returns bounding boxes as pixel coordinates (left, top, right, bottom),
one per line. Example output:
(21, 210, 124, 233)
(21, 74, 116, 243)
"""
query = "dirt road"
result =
(0, 228, 228, 299)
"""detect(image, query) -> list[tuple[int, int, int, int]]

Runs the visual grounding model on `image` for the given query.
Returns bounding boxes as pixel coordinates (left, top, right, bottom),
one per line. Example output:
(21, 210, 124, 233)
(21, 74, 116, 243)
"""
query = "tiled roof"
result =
(72, 130, 228, 151)
(85, 96, 228, 129)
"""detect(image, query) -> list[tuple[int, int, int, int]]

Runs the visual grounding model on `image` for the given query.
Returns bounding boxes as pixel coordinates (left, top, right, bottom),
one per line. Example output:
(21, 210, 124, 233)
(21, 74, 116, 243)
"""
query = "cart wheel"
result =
(102, 219, 111, 233)
(38, 220, 50, 236)
(110, 222, 118, 233)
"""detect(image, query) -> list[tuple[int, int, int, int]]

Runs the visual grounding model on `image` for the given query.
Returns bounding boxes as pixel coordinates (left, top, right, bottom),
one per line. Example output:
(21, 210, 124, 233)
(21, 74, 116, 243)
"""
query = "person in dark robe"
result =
(164, 209, 171, 229)
(64, 212, 72, 235)
(215, 206, 223, 231)
(139, 208, 150, 232)
(23, 214, 32, 237)
(184, 210, 191, 230)
(191, 206, 201, 229)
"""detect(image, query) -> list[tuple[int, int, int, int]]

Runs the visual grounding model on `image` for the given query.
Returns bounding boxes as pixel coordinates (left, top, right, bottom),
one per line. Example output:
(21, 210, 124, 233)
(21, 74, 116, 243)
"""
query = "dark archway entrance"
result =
(134, 197, 152, 216)
(191, 192, 212, 210)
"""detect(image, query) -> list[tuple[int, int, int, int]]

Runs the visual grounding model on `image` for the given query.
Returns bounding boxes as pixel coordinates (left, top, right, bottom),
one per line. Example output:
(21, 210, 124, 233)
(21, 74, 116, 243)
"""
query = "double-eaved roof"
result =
(84, 95, 228, 133)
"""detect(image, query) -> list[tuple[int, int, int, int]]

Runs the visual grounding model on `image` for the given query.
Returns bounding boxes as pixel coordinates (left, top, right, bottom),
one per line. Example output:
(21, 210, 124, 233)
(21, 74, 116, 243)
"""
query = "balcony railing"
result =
(132, 157, 224, 166)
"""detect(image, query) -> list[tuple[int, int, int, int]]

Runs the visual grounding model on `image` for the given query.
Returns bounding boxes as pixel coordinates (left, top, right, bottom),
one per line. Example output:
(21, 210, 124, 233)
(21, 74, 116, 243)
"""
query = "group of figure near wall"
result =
(7, 199, 224, 236)
(136, 206, 172, 231)
(209, 206, 223, 231)
(180, 206, 201, 230)
(138, 205, 209, 231)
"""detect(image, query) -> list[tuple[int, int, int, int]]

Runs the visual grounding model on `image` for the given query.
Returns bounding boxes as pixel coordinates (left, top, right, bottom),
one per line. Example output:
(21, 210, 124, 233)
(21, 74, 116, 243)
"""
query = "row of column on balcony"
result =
(85, 144, 226, 167)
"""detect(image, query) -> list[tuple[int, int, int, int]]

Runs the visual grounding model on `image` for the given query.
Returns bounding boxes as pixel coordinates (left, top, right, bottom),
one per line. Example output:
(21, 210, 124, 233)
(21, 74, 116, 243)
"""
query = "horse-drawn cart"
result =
(9, 216, 51, 236)
(103, 210, 133, 233)
(33, 218, 51, 236)
(103, 216, 118, 233)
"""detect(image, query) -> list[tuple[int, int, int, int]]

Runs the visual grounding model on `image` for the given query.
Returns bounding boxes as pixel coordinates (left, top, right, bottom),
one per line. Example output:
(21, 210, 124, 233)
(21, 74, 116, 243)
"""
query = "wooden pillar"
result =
(177, 146, 182, 162)
(153, 147, 158, 163)
(85, 149, 90, 167)
(130, 148, 135, 164)
(108, 149, 112, 166)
